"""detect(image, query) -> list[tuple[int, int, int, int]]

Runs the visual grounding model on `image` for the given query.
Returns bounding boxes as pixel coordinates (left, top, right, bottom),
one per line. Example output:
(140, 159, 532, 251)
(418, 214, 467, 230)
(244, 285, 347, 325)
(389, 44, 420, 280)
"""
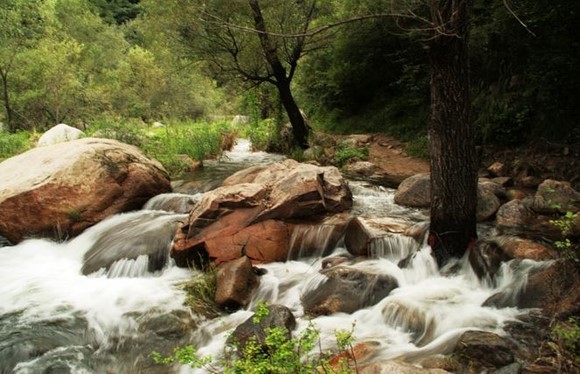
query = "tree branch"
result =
(502, 0, 536, 37)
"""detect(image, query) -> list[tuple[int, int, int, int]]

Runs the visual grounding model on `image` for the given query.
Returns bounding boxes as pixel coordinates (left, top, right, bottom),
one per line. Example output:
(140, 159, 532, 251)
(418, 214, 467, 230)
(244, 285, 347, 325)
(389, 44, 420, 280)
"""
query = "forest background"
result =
(1, 0, 579, 155)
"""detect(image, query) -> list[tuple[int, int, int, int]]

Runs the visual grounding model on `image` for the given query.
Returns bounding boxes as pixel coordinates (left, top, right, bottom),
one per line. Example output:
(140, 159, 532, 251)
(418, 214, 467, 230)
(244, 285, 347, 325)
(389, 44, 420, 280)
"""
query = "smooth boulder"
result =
(302, 266, 399, 316)
(0, 138, 171, 243)
(37, 123, 85, 147)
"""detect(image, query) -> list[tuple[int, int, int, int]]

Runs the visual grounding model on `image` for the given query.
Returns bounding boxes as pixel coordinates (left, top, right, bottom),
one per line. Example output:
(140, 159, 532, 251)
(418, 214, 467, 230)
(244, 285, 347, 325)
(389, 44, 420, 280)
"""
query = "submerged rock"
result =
(344, 216, 419, 259)
(452, 331, 515, 370)
(143, 193, 200, 213)
(0, 138, 171, 243)
(80, 211, 186, 276)
(302, 266, 398, 316)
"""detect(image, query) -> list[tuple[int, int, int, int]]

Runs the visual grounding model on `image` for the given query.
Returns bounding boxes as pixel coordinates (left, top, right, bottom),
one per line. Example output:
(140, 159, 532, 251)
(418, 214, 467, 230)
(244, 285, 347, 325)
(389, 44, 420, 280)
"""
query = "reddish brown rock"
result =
(0, 138, 171, 243)
(496, 236, 557, 261)
(215, 256, 260, 311)
(172, 160, 353, 268)
(287, 213, 350, 259)
(344, 216, 416, 257)
(488, 162, 507, 177)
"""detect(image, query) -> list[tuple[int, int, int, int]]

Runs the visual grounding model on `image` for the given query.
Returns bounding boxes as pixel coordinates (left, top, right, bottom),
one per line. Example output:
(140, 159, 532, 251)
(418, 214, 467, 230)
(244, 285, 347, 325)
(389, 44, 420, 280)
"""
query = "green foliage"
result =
(87, 119, 235, 176)
(86, 118, 144, 146)
(181, 268, 220, 319)
(550, 211, 578, 260)
(242, 119, 276, 152)
(0, 131, 32, 160)
(552, 317, 580, 360)
(405, 135, 429, 159)
(153, 301, 358, 373)
(333, 143, 369, 168)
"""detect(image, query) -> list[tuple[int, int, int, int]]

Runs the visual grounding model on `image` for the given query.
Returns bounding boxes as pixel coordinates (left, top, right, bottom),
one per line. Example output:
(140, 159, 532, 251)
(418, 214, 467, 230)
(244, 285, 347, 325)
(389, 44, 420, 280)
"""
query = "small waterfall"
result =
(143, 192, 201, 213)
(78, 210, 188, 277)
(369, 234, 422, 262)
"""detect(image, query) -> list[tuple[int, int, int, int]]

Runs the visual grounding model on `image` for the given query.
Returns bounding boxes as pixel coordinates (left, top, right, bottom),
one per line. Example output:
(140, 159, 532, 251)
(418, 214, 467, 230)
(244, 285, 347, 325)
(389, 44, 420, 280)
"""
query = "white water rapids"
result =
(0, 139, 542, 373)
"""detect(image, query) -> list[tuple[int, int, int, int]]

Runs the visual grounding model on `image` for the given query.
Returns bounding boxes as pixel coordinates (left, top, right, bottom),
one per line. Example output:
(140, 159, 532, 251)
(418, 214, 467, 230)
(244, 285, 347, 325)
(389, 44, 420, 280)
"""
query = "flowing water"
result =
(0, 139, 543, 373)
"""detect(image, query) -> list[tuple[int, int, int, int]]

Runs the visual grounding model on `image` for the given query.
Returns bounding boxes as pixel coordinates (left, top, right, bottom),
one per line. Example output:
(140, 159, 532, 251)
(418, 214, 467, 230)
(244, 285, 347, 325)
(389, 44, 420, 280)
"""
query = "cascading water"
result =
(0, 138, 546, 373)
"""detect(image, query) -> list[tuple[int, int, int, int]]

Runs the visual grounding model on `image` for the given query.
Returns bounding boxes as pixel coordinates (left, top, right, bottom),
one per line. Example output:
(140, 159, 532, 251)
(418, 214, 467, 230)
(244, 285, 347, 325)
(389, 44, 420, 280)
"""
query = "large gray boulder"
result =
(0, 138, 171, 243)
(394, 173, 431, 208)
(395, 173, 502, 221)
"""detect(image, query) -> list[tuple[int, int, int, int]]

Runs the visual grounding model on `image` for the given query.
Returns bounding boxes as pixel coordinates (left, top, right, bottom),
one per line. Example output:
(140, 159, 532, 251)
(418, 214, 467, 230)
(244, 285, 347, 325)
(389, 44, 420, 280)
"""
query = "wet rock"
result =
(505, 188, 531, 201)
(37, 123, 85, 147)
(477, 185, 502, 221)
(287, 213, 350, 259)
(468, 240, 512, 281)
(206, 219, 290, 264)
(327, 341, 381, 370)
(227, 304, 296, 352)
(381, 300, 434, 346)
(172, 207, 263, 267)
(484, 260, 580, 317)
(519, 175, 542, 189)
(172, 160, 352, 268)
(143, 192, 199, 213)
(215, 256, 260, 311)
(138, 310, 196, 339)
(394, 173, 431, 208)
(496, 236, 557, 261)
(395, 174, 502, 221)
(488, 162, 508, 177)
(321, 255, 353, 269)
(302, 266, 398, 316)
(491, 176, 513, 187)
(344, 216, 418, 258)
(0, 235, 12, 247)
(479, 179, 507, 198)
(534, 179, 580, 214)
(81, 211, 187, 276)
(0, 138, 171, 244)
(359, 361, 450, 373)
(453, 331, 515, 369)
(496, 199, 534, 227)
(513, 260, 580, 317)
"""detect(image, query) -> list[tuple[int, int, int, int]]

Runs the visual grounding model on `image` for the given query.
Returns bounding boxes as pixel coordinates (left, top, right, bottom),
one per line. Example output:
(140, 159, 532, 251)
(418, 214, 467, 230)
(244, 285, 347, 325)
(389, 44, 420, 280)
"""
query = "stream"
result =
(0, 139, 540, 373)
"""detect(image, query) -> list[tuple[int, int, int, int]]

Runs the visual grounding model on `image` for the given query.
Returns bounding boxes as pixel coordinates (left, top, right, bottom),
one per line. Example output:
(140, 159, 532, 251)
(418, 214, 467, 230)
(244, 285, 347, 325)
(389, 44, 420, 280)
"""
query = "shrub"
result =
(552, 317, 580, 362)
(333, 143, 369, 168)
(0, 131, 33, 160)
(153, 301, 357, 373)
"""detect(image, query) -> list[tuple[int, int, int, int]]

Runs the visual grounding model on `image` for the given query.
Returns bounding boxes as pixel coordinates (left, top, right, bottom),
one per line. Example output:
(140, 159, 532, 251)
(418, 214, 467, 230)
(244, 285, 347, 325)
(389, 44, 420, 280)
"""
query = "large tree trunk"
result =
(248, 0, 310, 148)
(0, 68, 14, 132)
(427, 0, 478, 265)
(276, 78, 309, 148)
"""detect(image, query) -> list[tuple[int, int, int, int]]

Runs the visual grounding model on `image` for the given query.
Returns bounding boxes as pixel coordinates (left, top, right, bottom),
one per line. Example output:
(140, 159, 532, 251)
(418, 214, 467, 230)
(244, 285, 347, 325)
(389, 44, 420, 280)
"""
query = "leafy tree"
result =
(88, 0, 141, 25)
(0, 0, 45, 131)
(160, 0, 332, 148)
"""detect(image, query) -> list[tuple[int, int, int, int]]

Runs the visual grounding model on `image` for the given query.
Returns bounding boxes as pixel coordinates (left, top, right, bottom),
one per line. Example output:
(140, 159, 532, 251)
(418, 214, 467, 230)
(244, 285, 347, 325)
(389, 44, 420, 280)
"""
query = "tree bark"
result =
(247, 0, 310, 148)
(0, 68, 14, 132)
(427, 0, 478, 265)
